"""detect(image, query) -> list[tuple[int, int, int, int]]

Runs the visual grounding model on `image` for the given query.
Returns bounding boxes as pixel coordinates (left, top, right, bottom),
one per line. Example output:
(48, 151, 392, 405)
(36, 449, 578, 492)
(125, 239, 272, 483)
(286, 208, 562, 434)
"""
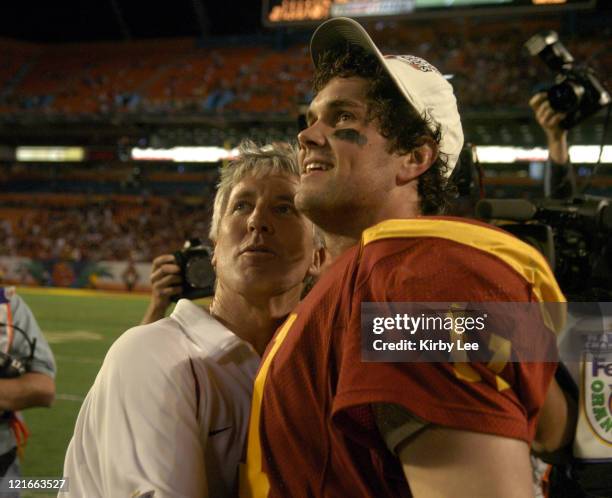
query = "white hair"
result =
(208, 139, 302, 242)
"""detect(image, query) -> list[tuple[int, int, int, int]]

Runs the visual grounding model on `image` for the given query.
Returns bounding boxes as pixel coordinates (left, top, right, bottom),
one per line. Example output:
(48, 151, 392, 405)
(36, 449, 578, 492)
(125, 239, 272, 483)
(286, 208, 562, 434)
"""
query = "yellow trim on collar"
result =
(362, 219, 566, 331)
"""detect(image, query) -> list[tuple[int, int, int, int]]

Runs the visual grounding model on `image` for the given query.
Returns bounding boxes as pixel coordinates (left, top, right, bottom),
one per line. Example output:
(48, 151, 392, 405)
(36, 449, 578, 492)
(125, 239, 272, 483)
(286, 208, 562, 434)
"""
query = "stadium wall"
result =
(0, 256, 152, 292)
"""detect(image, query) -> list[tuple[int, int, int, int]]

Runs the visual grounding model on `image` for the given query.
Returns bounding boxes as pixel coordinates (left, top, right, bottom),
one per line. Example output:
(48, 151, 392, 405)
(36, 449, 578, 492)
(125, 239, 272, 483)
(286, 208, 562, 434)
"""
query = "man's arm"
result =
(529, 92, 569, 165)
(398, 426, 534, 498)
(141, 254, 182, 325)
(63, 325, 207, 498)
(533, 376, 576, 455)
(0, 372, 54, 411)
(529, 92, 575, 199)
(3, 291, 57, 410)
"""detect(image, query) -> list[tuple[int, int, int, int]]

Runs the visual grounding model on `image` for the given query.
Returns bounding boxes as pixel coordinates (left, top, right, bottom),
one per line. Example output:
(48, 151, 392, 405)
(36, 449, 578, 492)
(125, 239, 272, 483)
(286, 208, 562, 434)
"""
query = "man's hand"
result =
(140, 254, 182, 325)
(529, 92, 569, 164)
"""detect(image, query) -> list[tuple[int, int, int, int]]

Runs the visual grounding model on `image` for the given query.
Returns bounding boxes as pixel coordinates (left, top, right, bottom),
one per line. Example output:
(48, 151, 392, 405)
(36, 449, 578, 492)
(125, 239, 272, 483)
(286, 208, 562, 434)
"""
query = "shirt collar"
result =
(170, 299, 259, 361)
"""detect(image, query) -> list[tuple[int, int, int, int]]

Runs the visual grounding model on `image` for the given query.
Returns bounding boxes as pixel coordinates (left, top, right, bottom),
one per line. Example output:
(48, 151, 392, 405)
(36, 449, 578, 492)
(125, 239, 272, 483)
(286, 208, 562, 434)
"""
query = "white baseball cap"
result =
(310, 17, 464, 175)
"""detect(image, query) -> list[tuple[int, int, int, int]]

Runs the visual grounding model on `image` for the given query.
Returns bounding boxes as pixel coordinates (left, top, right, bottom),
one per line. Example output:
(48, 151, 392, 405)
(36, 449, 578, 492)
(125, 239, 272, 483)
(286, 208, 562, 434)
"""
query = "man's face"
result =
(214, 171, 317, 297)
(296, 76, 404, 232)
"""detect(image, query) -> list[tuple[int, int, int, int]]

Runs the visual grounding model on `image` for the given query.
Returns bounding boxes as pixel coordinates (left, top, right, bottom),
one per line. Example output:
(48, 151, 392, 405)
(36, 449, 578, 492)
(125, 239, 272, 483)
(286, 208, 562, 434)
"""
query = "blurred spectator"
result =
(1, 19, 607, 118)
(0, 201, 210, 263)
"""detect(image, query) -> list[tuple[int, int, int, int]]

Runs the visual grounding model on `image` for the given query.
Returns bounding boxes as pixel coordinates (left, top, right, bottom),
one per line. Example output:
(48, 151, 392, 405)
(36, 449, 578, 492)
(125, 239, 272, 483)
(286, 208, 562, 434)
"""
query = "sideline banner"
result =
(0, 256, 152, 292)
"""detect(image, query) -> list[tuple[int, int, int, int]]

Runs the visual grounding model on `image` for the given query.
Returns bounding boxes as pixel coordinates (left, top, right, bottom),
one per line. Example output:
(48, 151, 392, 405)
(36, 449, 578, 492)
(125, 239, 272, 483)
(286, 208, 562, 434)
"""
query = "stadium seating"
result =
(1, 14, 610, 266)
(1, 17, 609, 118)
(0, 193, 212, 262)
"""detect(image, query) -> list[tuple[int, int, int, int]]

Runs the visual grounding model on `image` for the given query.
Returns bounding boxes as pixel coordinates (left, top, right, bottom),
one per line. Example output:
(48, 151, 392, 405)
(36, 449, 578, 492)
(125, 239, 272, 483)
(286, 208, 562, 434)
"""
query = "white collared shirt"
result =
(62, 299, 260, 498)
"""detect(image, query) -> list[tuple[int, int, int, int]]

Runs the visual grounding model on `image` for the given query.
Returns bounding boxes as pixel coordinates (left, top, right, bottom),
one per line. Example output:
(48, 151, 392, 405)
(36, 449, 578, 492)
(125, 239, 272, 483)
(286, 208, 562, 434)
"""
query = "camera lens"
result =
(185, 254, 215, 289)
(548, 80, 584, 113)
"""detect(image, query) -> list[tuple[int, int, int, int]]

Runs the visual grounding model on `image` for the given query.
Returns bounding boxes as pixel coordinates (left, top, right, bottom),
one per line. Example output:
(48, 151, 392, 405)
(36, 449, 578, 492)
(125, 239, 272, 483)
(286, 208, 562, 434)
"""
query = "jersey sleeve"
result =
(331, 239, 557, 446)
(10, 293, 56, 378)
(63, 323, 207, 498)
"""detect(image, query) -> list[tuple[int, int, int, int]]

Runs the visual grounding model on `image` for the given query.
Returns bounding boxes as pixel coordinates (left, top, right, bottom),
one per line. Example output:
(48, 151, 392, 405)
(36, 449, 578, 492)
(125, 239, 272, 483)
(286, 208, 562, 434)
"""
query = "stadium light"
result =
(16, 146, 85, 162)
(130, 146, 239, 163)
(476, 145, 612, 163)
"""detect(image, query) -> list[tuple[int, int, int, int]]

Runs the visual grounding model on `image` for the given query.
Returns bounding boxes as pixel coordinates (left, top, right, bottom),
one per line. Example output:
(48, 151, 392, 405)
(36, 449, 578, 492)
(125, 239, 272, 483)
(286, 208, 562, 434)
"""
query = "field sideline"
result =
(15, 286, 157, 493)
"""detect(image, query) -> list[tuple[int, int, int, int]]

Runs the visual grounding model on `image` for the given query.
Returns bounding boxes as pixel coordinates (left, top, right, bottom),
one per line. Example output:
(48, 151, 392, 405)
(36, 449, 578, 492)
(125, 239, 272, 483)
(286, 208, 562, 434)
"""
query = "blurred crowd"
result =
(1, 19, 610, 118)
(1, 16, 610, 265)
(0, 201, 210, 262)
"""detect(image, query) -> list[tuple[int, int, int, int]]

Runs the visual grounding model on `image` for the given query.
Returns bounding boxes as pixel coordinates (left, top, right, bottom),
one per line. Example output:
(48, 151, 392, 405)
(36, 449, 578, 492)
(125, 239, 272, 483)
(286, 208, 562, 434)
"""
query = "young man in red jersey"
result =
(240, 17, 569, 498)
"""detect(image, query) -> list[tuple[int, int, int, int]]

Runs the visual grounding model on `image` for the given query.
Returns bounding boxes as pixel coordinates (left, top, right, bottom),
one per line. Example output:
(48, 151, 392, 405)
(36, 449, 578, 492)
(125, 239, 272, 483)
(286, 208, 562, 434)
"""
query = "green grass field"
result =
(15, 287, 154, 494)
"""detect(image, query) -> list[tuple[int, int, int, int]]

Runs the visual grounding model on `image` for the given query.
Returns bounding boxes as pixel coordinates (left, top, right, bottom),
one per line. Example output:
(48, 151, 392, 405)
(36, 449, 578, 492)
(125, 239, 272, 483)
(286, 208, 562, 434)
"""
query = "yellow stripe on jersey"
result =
(240, 313, 297, 498)
(362, 219, 566, 333)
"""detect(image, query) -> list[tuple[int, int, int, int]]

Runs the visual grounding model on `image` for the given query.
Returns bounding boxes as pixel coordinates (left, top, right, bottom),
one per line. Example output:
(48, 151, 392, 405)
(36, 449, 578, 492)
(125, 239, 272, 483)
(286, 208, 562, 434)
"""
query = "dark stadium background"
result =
(0, 1, 262, 41)
(1, 0, 611, 41)
(0, 1, 610, 493)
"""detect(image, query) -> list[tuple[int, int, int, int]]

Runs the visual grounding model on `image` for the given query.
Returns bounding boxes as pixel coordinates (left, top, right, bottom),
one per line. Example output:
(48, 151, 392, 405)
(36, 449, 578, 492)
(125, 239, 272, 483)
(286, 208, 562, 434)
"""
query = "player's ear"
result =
(307, 246, 327, 280)
(301, 245, 328, 299)
(396, 137, 438, 185)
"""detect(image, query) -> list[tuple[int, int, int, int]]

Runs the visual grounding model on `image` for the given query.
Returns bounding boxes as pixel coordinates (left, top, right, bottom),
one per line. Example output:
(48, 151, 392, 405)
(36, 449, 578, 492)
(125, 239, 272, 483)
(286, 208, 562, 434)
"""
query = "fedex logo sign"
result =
(592, 358, 612, 377)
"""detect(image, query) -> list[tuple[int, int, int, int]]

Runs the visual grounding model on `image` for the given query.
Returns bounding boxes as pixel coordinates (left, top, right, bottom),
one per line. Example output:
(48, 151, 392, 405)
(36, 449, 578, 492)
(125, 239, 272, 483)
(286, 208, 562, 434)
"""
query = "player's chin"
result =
(295, 189, 315, 216)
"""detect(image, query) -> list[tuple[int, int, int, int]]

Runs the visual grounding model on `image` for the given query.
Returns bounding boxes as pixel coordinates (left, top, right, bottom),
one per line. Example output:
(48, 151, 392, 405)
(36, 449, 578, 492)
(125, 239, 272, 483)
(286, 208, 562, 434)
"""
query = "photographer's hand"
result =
(140, 254, 182, 325)
(530, 92, 569, 164)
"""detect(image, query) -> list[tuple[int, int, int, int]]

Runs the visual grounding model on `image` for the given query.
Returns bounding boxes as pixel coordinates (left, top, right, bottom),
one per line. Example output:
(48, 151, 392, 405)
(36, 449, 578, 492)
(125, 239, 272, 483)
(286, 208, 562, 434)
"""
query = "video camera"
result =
(171, 238, 216, 302)
(476, 196, 612, 301)
(524, 30, 611, 129)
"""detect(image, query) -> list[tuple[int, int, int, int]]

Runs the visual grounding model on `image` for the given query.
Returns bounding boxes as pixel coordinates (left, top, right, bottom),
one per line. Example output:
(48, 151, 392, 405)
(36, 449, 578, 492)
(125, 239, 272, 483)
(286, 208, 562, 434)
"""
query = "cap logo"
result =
(385, 55, 440, 74)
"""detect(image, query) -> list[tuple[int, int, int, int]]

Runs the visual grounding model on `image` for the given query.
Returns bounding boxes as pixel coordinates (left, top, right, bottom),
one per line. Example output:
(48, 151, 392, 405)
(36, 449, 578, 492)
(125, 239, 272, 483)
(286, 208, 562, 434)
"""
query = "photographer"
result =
(0, 287, 55, 492)
(529, 92, 612, 497)
(140, 254, 182, 325)
(529, 92, 575, 199)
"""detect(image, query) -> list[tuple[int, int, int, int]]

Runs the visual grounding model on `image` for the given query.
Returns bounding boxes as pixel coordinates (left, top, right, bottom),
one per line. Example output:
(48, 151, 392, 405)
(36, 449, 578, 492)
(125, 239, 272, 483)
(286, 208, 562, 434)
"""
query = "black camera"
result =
(525, 31, 611, 129)
(172, 238, 216, 302)
(0, 352, 27, 378)
(476, 196, 612, 300)
(0, 322, 35, 379)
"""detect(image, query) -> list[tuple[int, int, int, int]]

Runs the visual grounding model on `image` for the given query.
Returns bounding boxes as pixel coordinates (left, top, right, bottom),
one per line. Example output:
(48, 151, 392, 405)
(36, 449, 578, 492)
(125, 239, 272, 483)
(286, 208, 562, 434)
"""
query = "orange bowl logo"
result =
(584, 357, 612, 445)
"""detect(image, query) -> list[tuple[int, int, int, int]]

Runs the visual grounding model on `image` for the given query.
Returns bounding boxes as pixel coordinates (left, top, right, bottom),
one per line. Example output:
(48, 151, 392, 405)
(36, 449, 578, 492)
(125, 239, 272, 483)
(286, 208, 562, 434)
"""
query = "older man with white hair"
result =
(62, 140, 323, 498)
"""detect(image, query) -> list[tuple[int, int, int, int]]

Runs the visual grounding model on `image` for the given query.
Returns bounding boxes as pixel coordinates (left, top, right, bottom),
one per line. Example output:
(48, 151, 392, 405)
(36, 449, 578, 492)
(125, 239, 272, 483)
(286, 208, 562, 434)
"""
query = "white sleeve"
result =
(63, 323, 207, 498)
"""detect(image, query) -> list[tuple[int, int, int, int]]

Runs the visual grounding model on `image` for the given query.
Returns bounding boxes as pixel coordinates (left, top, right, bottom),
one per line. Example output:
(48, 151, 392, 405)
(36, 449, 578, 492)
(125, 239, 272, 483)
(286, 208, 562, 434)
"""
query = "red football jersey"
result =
(240, 218, 565, 498)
